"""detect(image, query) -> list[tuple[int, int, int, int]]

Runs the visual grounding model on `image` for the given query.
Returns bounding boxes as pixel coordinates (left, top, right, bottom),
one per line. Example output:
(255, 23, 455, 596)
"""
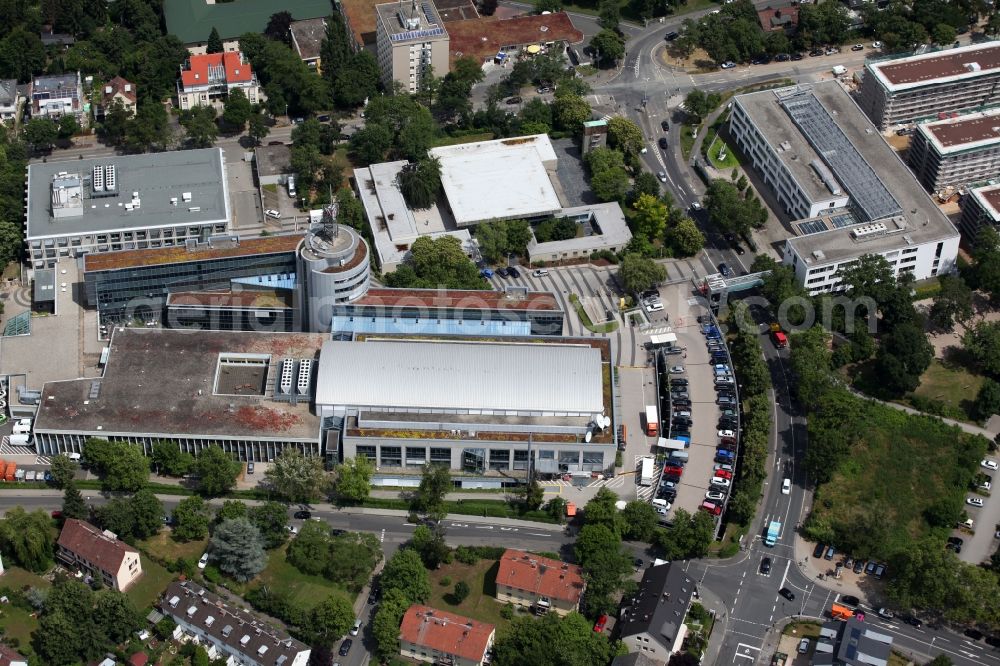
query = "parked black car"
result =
(813, 543, 825, 558)
(293, 510, 312, 519)
(779, 588, 795, 601)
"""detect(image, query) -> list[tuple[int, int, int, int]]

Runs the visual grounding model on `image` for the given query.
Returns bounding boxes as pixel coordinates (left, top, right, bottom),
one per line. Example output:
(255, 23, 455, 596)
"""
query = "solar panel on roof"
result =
(780, 91, 903, 222)
(830, 212, 858, 228)
(797, 219, 829, 235)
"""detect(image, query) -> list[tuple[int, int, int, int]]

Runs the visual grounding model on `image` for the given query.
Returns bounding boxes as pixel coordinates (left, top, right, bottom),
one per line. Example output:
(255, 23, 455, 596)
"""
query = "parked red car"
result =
(714, 469, 733, 480)
(700, 501, 722, 516)
(663, 465, 684, 477)
(594, 614, 609, 633)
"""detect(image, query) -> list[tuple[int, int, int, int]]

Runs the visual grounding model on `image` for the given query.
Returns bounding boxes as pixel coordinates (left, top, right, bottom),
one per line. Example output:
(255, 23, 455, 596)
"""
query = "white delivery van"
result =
(7, 433, 30, 446)
(13, 418, 32, 435)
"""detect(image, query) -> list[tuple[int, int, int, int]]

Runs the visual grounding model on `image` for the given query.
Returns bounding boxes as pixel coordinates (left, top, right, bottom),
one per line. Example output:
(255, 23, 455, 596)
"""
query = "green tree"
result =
(598, 0, 621, 30)
(536, 0, 563, 11)
(131, 488, 165, 538)
(631, 171, 661, 203)
(491, 612, 617, 666)
(125, 101, 171, 153)
(619, 252, 667, 294)
(287, 520, 332, 575)
(453, 580, 471, 603)
(99, 99, 131, 147)
(622, 500, 659, 541)
(264, 449, 329, 503)
(57, 115, 79, 140)
(247, 112, 270, 145)
(0, 507, 55, 572)
(399, 157, 443, 210)
(206, 26, 224, 54)
(336, 187, 365, 231)
(836, 253, 896, 309)
(265, 10, 294, 42)
(521, 480, 544, 511)
(381, 547, 431, 604)
(336, 455, 374, 502)
(931, 22, 956, 44)
(667, 215, 705, 257)
(574, 523, 634, 615)
(248, 501, 289, 549)
(411, 524, 450, 569)
(385, 235, 486, 290)
(151, 440, 194, 477)
(222, 88, 253, 129)
(964, 320, 1000, 376)
(94, 590, 142, 643)
(583, 487, 626, 536)
(210, 517, 267, 581)
(24, 117, 58, 151)
(973, 379, 1000, 421)
(326, 531, 383, 591)
(216, 499, 248, 523)
(62, 482, 88, 520)
(309, 595, 355, 644)
(654, 509, 715, 560)
(929, 274, 973, 332)
(34, 611, 81, 665)
(102, 442, 149, 492)
(415, 464, 452, 521)
(591, 167, 629, 202)
(50, 454, 78, 489)
(552, 94, 591, 133)
(633, 193, 668, 240)
(0, 26, 47, 82)
(194, 445, 241, 496)
(590, 29, 626, 67)
(180, 106, 218, 148)
(349, 123, 393, 165)
(334, 51, 380, 108)
(372, 588, 411, 660)
(874, 322, 933, 397)
(683, 89, 722, 123)
(172, 495, 212, 541)
(703, 179, 764, 237)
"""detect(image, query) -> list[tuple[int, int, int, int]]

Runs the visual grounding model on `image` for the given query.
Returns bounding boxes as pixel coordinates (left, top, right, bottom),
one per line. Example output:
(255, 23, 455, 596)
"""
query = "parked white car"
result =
(710, 477, 731, 488)
(967, 497, 985, 508)
(265, 209, 281, 219)
(982, 459, 999, 471)
(718, 430, 736, 439)
(198, 552, 210, 569)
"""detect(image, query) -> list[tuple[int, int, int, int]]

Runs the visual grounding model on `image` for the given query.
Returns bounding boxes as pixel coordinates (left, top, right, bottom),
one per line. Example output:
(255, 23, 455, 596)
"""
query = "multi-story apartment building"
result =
(857, 42, 1000, 130)
(177, 51, 264, 111)
(161, 581, 310, 666)
(29, 72, 84, 121)
(959, 183, 1000, 241)
(375, 0, 449, 94)
(399, 606, 495, 666)
(495, 550, 585, 615)
(729, 81, 959, 295)
(56, 519, 144, 591)
(25, 148, 230, 269)
(0, 79, 21, 124)
(908, 108, 1000, 193)
(619, 564, 696, 662)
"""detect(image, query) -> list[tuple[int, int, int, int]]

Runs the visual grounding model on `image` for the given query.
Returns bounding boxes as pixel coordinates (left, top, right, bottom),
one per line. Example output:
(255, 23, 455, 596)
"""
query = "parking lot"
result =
(956, 454, 1000, 565)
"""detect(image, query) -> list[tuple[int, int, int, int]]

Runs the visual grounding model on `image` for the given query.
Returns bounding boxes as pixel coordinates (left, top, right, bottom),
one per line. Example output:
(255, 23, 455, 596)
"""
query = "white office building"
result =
(730, 81, 959, 294)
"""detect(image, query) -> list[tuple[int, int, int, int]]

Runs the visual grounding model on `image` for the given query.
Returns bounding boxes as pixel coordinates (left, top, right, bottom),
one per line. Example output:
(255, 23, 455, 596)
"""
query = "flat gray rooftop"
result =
(316, 338, 603, 414)
(26, 148, 229, 241)
(739, 82, 958, 264)
(34, 328, 325, 440)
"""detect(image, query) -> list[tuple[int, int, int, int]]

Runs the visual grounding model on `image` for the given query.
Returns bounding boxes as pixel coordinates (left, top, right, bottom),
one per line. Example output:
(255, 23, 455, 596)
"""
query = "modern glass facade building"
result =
(82, 234, 302, 324)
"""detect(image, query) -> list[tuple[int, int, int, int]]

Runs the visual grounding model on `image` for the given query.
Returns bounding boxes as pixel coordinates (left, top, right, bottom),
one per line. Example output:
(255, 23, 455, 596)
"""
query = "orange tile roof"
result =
(497, 549, 585, 604)
(447, 13, 583, 64)
(181, 52, 255, 88)
(399, 605, 494, 663)
(57, 518, 137, 572)
(756, 6, 798, 31)
(83, 234, 304, 272)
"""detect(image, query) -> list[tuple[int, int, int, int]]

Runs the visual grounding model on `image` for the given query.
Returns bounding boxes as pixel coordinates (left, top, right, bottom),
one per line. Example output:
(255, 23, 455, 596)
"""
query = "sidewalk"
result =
(698, 583, 733, 666)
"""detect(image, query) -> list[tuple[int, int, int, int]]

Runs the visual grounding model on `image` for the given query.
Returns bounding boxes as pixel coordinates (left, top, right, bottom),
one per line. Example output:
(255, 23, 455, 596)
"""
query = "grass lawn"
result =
(707, 137, 739, 169)
(0, 566, 51, 591)
(782, 620, 821, 638)
(680, 125, 697, 160)
(126, 555, 175, 612)
(569, 294, 618, 334)
(233, 545, 351, 611)
(0, 604, 38, 649)
(888, 651, 911, 666)
(427, 560, 512, 632)
(910, 358, 984, 421)
(806, 398, 985, 558)
(139, 531, 207, 564)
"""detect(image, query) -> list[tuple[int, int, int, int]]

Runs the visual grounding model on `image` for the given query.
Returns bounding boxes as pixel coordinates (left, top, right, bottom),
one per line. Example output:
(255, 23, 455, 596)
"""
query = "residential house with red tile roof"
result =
(56, 518, 143, 591)
(0, 644, 28, 666)
(399, 605, 495, 666)
(495, 549, 585, 615)
(97, 76, 137, 119)
(177, 51, 264, 111)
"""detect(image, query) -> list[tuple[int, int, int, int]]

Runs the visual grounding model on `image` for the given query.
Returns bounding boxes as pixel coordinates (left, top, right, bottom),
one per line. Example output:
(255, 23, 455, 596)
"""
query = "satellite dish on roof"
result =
(585, 430, 593, 443)
(602, 415, 611, 429)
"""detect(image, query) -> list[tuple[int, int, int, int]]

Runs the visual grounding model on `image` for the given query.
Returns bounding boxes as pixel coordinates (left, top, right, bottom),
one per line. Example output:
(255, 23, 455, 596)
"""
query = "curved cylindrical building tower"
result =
(297, 207, 370, 332)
